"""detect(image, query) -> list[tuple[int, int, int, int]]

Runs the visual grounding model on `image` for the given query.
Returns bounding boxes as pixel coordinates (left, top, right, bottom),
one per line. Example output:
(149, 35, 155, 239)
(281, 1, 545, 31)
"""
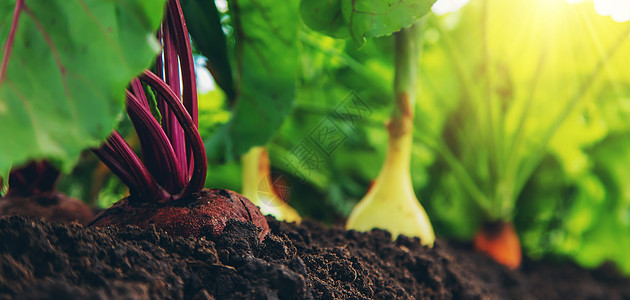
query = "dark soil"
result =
(0, 216, 628, 300)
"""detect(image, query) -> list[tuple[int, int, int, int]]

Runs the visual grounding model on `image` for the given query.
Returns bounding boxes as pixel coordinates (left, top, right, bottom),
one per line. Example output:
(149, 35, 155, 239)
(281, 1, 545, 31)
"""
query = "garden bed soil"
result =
(0, 215, 628, 299)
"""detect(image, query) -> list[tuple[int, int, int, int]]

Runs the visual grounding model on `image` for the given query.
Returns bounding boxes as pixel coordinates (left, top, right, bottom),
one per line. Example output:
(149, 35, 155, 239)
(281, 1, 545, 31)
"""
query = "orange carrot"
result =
(473, 222, 522, 270)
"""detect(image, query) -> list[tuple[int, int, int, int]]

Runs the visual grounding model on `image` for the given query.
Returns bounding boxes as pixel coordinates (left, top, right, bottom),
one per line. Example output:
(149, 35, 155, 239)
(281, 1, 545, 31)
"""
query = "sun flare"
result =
(433, 0, 630, 23)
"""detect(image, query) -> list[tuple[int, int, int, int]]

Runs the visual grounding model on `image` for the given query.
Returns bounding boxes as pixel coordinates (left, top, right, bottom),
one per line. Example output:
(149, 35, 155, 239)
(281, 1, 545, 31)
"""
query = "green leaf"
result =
(341, 0, 436, 46)
(143, 83, 162, 125)
(300, 0, 348, 38)
(180, 0, 235, 100)
(206, 0, 299, 162)
(300, 0, 437, 46)
(0, 0, 166, 175)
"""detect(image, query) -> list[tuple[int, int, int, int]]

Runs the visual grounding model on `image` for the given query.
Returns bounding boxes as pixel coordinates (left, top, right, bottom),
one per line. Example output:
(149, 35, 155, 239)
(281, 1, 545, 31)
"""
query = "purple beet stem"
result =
(91, 0, 206, 202)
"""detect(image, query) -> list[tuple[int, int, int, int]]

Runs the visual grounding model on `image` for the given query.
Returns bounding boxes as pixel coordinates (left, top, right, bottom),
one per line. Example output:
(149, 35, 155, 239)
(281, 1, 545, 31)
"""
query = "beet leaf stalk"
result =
(346, 24, 435, 246)
(88, 0, 269, 240)
(91, 0, 204, 203)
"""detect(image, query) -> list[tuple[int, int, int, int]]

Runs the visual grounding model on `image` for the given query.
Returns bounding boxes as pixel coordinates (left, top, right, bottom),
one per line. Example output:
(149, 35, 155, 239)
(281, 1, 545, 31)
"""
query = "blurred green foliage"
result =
(204, 0, 300, 163)
(416, 0, 630, 274)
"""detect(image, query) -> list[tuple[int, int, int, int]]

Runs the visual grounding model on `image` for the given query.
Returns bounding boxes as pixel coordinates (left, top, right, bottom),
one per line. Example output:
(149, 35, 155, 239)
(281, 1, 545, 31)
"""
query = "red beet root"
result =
(0, 160, 94, 225)
(89, 189, 269, 240)
(0, 192, 94, 225)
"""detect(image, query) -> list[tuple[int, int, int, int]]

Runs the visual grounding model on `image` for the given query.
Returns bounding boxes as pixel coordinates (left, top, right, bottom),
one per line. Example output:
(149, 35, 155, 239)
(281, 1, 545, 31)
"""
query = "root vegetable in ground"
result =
(89, 0, 269, 239)
(0, 161, 93, 225)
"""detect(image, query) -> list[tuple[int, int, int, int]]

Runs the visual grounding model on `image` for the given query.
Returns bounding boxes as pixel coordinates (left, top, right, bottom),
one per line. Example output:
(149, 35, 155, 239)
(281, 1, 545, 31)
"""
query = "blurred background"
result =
(56, 0, 630, 274)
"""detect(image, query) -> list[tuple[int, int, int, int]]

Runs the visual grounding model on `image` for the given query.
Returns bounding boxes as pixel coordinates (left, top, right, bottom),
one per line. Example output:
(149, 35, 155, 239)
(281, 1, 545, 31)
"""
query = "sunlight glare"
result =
(566, 0, 630, 22)
(195, 57, 216, 93)
(592, 0, 630, 22)
(432, 0, 472, 15)
(215, 0, 228, 13)
(431, 0, 630, 22)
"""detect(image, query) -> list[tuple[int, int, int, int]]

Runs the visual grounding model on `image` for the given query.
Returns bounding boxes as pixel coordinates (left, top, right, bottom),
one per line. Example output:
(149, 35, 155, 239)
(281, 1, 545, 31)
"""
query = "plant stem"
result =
(94, 131, 161, 202)
(428, 16, 492, 212)
(480, 0, 499, 192)
(346, 24, 435, 245)
(162, 14, 187, 179)
(167, 0, 198, 177)
(0, 0, 24, 86)
(383, 24, 417, 204)
(126, 91, 185, 194)
(390, 25, 416, 140)
(167, 0, 198, 126)
(499, 47, 548, 219)
(91, 0, 204, 203)
(141, 70, 207, 198)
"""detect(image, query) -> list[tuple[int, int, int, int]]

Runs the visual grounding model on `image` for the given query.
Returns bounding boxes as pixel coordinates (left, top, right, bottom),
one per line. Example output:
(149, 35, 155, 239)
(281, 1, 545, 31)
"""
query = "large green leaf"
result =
(300, 0, 437, 46)
(0, 0, 166, 174)
(300, 0, 348, 39)
(206, 0, 299, 162)
(340, 0, 436, 46)
(181, 0, 235, 100)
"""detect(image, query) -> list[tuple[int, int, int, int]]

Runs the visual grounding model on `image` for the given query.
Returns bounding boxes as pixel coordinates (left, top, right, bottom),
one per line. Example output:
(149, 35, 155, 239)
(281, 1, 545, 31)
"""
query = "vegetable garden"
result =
(1, 0, 630, 298)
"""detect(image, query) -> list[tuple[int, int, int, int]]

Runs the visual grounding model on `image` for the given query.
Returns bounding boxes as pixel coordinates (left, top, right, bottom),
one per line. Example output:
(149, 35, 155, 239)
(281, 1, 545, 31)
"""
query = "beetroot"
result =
(0, 192, 93, 225)
(0, 161, 94, 225)
(89, 189, 269, 240)
(88, 0, 268, 240)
